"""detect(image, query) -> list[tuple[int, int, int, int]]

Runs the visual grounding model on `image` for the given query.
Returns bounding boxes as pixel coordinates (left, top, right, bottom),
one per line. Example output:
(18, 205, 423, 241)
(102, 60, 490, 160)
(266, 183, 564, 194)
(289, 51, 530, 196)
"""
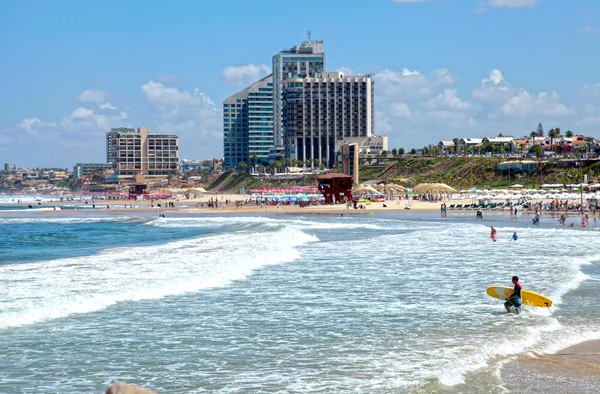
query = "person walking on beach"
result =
(490, 226, 497, 242)
(504, 276, 522, 313)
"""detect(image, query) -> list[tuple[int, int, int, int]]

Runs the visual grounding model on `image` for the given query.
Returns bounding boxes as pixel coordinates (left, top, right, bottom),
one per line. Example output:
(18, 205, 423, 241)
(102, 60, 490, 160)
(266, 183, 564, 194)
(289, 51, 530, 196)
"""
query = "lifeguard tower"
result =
(317, 173, 353, 204)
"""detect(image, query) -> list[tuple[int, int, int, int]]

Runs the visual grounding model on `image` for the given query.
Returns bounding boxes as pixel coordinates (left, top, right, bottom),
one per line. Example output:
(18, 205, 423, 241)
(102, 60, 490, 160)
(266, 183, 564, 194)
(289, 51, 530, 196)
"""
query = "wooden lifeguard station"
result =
(317, 173, 353, 204)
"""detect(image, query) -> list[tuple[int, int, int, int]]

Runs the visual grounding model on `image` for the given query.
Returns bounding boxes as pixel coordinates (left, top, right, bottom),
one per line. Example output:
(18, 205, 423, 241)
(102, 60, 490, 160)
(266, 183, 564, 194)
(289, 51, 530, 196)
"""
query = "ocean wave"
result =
(0, 226, 318, 329)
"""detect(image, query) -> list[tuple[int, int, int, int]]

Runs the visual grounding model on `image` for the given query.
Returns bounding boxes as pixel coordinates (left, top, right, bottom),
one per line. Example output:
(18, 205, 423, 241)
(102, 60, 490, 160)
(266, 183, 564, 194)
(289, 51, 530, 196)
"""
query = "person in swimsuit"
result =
(490, 226, 497, 242)
(504, 276, 522, 313)
(510, 232, 518, 241)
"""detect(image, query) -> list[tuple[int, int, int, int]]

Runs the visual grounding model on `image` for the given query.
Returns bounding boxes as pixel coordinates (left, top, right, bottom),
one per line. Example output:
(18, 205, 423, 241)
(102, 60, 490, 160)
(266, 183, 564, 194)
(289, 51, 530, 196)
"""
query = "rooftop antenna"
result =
(307, 29, 311, 41)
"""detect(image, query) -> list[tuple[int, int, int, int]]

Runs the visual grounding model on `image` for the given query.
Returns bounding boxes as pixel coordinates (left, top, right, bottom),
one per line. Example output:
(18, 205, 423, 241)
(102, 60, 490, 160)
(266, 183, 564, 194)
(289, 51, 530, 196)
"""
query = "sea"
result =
(1, 205, 600, 393)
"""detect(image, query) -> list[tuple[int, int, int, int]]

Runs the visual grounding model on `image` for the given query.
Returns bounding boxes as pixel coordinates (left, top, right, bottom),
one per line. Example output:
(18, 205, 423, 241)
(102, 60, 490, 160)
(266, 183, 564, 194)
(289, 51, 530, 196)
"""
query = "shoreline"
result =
(501, 340, 600, 391)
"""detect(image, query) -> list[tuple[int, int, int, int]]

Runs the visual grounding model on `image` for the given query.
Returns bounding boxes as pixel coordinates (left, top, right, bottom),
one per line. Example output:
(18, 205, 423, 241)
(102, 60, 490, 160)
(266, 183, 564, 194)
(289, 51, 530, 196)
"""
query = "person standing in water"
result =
(510, 232, 518, 241)
(490, 226, 497, 242)
(504, 276, 522, 313)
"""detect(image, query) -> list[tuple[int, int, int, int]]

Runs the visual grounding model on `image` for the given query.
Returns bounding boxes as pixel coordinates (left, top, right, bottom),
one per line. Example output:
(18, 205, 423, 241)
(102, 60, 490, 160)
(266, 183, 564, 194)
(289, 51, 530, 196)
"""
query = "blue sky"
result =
(1, 0, 600, 168)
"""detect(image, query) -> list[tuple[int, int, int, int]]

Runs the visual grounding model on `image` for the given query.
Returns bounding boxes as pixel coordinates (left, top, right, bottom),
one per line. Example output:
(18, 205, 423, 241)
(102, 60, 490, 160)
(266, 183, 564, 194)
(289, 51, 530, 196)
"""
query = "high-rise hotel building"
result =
(283, 71, 374, 168)
(272, 39, 325, 149)
(223, 75, 273, 169)
(106, 127, 179, 183)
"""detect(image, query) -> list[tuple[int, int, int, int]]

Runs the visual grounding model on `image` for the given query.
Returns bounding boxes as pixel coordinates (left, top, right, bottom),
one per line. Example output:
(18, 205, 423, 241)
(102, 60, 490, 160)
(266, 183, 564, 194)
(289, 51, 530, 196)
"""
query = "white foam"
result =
(0, 226, 318, 329)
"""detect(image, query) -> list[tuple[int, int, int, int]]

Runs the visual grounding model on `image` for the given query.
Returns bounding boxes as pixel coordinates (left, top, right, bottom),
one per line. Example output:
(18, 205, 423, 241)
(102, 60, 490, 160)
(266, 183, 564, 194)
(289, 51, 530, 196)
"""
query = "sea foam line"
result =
(0, 226, 318, 329)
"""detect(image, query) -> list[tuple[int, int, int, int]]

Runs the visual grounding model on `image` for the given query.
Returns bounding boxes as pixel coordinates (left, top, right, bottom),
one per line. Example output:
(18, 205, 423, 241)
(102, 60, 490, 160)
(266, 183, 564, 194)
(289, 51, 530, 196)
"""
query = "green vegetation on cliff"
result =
(206, 157, 600, 192)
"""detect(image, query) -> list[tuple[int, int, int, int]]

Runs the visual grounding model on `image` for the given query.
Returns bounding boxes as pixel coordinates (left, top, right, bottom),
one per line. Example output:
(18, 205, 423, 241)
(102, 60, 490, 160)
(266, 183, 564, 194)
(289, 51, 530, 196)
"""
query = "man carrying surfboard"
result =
(504, 276, 522, 313)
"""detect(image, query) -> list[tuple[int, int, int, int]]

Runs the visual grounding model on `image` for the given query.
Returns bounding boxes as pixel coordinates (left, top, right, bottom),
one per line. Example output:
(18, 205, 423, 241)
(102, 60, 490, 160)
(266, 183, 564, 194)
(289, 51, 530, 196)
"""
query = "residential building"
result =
(438, 141, 455, 154)
(458, 138, 483, 151)
(272, 38, 325, 149)
(223, 74, 273, 169)
(106, 127, 179, 184)
(335, 136, 388, 159)
(73, 163, 114, 179)
(282, 71, 374, 167)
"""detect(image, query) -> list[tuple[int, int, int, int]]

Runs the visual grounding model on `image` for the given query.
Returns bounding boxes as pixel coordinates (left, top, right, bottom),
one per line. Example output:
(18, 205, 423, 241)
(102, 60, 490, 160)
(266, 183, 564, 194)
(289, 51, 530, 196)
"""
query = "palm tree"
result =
(548, 129, 557, 151)
(565, 130, 574, 138)
(452, 138, 459, 154)
(238, 162, 247, 173)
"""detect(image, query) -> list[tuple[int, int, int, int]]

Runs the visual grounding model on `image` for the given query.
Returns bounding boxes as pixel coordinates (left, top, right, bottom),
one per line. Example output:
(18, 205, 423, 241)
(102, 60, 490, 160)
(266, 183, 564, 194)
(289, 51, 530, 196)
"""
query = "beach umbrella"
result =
(353, 185, 378, 194)
(187, 187, 207, 194)
(412, 183, 457, 194)
(384, 183, 406, 191)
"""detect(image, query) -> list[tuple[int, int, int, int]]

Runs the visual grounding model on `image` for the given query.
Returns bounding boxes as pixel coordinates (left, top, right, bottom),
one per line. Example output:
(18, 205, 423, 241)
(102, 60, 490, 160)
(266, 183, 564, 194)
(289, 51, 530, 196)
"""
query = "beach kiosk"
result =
(317, 173, 353, 204)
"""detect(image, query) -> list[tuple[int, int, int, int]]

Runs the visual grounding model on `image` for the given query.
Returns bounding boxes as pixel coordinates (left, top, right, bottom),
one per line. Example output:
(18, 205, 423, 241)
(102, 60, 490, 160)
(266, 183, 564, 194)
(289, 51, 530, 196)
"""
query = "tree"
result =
(398, 148, 405, 155)
(565, 130, 574, 138)
(555, 127, 561, 136)
(452, 138, 460, 153)
(530, 131, 537, 138)
(529, 144, 543, 158)
(497, 133, 504, 137)
(536, 122, 544, 137)
(238, 162, 247, 173)
(392, 148, 398, 156)
(410, 148, 417, 155)
(548, 129, 557, 149)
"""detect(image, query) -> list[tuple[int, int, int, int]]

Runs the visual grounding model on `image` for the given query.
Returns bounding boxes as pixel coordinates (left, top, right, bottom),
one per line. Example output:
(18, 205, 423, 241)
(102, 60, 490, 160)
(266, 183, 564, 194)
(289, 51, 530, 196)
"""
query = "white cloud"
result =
(140, 80, 222, 159)
(60, 106, 128, 131)
(221, 63, 271, 86)
(472, 69, 514, 102)
(17, 117, 56, 136)
(375, 69, 433, 99)
(78, 89, 108, 104)
(576, 115, 600, 126)
(432, 68, 455, 85)
(373, 66, 578, 152)
(501, 90, 572, 117)
(424, 89, 472, 111)
(476, 0, 538, 12)
(100, 102, 118, 110)
(141, 80, 215, 108)
(580, 83, 600, 97)
(390, 102, 412, 118)
(336, 66, 355, 75)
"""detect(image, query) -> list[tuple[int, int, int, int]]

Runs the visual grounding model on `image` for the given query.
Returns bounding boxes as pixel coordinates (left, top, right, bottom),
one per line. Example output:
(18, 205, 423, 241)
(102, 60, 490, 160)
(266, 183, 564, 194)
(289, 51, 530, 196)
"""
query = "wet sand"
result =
(501, 340, 600, 393)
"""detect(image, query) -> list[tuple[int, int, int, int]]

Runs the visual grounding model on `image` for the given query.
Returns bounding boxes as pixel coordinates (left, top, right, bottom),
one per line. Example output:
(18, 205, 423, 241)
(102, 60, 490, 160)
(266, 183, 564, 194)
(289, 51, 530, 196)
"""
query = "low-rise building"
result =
(438, 141, 455, 154)
(73, 163, 114, 179)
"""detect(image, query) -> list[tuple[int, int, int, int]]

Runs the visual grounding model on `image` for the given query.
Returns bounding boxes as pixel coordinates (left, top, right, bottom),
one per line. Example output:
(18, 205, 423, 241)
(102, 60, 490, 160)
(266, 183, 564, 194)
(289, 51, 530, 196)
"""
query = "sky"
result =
(1, 0, 600, 168)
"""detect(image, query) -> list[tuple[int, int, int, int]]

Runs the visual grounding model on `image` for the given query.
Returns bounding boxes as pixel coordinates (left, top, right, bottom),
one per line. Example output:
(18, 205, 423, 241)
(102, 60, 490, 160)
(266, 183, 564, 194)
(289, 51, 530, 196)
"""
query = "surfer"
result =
(510, 232, 518, 241)
(490, 226, 497, 242)
(504, 276, 522, 313)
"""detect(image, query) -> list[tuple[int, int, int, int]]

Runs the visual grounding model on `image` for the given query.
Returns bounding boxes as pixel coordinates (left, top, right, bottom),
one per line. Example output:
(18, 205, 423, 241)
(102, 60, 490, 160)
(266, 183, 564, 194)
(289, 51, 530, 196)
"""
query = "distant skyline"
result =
(1, 0, 600, 168)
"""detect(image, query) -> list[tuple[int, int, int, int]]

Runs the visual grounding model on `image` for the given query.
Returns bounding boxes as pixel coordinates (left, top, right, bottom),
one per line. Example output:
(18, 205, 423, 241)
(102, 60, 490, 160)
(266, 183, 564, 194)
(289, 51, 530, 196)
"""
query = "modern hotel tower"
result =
(223, 38, 384, 170)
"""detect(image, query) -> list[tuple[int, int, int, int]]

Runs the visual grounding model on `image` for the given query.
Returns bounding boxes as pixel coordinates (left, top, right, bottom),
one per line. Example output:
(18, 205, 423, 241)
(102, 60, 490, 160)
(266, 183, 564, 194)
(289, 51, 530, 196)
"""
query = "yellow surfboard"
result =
(486, 286, 553, 308)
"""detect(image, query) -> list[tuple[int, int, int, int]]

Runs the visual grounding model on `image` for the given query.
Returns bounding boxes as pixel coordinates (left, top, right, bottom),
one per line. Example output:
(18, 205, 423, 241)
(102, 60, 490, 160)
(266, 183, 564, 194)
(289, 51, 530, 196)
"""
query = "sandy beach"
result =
(0, 194, 562, 216)
(502, 340, 600, 392)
